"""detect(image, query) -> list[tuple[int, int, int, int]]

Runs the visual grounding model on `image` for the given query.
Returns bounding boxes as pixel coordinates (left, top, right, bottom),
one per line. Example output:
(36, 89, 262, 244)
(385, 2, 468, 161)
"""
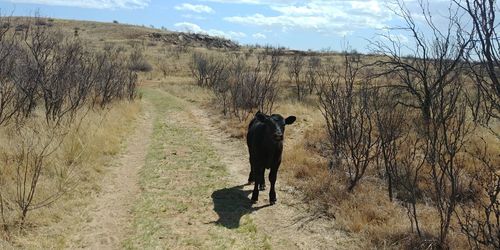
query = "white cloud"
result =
(7, 0, 149, 9)
(202, 0, 297, 4)
(175, 3, 214, 13)
(181, 14, 207, 20)
(223, 0, 393, 36)
(252, 33, 266, 39)
(174, 22, 204, 33)
(174, 22, 246, 39)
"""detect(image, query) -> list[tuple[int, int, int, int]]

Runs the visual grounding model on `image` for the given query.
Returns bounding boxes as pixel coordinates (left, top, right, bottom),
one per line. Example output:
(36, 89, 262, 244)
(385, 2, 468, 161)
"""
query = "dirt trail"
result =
(69, 106, 153, 249)
(68, 85, 358, 249)
(187, 106, 359, 249)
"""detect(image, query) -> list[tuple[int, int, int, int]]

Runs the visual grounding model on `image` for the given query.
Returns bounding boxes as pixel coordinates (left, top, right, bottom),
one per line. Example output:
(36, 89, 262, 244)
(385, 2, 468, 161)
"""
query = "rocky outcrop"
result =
(146, 32, 240, 49)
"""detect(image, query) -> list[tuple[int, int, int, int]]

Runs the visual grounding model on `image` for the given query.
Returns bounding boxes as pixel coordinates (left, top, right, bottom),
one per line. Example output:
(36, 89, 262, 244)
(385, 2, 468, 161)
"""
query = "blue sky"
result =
(0, 0, 467, 52)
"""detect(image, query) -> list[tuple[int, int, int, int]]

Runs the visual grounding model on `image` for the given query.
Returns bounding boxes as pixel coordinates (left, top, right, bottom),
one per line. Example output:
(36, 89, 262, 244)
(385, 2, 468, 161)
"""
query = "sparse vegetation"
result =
(184, 1, 499, 249)
(0, 14, 139, 241)
(1, 1, 499, 248)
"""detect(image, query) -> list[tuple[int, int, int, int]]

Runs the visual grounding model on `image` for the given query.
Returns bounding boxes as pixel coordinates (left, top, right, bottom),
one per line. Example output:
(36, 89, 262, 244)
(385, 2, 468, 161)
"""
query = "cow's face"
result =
(255, 111, 296, 142)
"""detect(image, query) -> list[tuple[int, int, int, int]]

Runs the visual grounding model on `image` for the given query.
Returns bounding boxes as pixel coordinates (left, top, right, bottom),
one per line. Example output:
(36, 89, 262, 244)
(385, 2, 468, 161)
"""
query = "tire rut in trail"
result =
(69, 105, 153, 249)
(186, 106, 361, 249)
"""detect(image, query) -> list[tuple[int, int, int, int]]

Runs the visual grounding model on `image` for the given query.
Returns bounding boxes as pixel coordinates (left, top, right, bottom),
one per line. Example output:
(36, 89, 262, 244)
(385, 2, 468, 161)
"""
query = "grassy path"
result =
(123, 87, 272, 249)
(8, 83, 359, 249)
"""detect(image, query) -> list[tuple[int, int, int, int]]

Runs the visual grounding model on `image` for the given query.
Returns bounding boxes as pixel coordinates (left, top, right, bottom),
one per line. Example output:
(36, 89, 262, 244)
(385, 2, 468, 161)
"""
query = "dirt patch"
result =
(68, 106, 153, 249)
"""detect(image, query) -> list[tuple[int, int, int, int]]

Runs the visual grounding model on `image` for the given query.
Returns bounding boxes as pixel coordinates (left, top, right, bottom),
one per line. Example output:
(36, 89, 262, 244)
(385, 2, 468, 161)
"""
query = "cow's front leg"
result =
(251, 181, 259, 203)
(269, 168, 278, 205)
(251, 167, 264, 203)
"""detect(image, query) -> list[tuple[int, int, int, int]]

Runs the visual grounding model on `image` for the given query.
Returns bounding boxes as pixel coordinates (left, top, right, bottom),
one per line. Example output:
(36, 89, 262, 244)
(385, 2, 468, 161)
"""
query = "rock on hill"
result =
(147, 32, 240, 49)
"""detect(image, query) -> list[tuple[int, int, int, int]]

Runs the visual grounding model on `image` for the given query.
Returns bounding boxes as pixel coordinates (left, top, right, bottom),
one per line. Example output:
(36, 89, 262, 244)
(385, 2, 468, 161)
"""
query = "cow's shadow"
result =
(210, 184, 271, 229)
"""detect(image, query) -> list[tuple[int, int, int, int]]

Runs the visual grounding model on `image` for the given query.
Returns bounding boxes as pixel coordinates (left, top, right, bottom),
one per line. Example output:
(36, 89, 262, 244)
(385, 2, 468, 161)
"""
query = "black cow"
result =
(246, 111, 296, 205)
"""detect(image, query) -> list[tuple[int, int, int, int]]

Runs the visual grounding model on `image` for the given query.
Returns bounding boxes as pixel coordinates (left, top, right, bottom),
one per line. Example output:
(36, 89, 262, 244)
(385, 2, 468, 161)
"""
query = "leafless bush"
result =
(18, 28, 92, 124)
(457, 139, 500, 249)
(373, 89, 408, 201)
(209, 55, 231, 116)
(0, 15, 138, 229)
(305, 56, 321, 95)
(371, 0, 468, 127)
(128, 45, 153, 72)
(287, 55, 305, 101)
(156, 54, 171, 78)
(93, 46, 134, 107)
(0, 15, 20, 126)
(318, 53, 379, 191)
(195, 48, 283, 120)
(190, 52, 226, 88)
(228, 47, 281, 120)
(427, 84, 471, 245)
(6, 123, 70, 226)
(454, 0, 500, 125)
(371, 1, 473, 246)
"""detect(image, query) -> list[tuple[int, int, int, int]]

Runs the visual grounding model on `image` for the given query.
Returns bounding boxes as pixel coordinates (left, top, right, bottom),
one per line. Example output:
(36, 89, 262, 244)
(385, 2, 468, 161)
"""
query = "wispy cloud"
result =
(174, 22, 246, 39)
(224, 0, 393, 36)
(175, 3, 214, 13)
(201, 0, 297, 4)
(6, 0, 150, 9)
(252, 32, 266, 39)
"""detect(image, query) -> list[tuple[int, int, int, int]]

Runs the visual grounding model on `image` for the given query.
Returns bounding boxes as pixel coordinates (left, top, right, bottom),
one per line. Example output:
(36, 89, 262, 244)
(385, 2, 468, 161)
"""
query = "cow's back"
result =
(246, 119, 282, 168)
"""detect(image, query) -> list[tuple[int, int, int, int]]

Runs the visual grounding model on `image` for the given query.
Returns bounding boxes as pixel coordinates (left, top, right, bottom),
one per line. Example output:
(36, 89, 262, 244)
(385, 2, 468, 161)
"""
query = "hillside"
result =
(8, 17, 240, 49)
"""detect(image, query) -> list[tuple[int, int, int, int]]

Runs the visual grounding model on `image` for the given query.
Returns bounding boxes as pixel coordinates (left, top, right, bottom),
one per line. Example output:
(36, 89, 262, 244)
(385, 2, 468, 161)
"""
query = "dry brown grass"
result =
(3, 17, 496, 248)
(0, 100, 141, 248)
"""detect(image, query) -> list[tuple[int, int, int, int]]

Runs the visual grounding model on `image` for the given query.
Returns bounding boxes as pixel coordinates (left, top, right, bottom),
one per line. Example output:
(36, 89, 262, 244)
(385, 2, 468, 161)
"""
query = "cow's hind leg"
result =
(248, 156, 256, 185)
(269, 168, 278, 205)
(247, 169, 254, 185)
(259, 171, 266, 191)
(251, 167, 264, 203)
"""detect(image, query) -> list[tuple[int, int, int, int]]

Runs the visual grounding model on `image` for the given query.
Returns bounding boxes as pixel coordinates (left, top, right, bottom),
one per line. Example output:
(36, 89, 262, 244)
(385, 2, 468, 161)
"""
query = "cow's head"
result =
(255, 111, 296, 141)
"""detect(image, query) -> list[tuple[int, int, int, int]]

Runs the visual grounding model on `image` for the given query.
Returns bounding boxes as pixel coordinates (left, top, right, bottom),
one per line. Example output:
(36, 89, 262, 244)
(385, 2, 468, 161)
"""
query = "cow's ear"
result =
(285, 116, 296, 125)
(255, 112, 267, 122)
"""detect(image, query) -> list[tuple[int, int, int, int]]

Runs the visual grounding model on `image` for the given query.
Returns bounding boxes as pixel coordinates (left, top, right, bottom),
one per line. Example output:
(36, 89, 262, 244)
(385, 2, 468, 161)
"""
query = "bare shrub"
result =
(0, 15, 138, 230)
(318, 52, 379, 191)
(128, 45, 153, 72)
(0, 15, 20, 126)
(372, 89, 408, 201)
(94, 46, 138, 107)
(156, 54, 170, 78)
(195, 47, 283, 120)
(371, 1, 468, 126)
(305, 56, 321, 95)
(371, 1, 473, 246)
(287, 55, 305, 101)
(455, 0, 500, 123)
(457, 139, 500, 249)
(5, 122, 69, 226)
(228, 47, 282, 120)
(190, 52, 226, 88)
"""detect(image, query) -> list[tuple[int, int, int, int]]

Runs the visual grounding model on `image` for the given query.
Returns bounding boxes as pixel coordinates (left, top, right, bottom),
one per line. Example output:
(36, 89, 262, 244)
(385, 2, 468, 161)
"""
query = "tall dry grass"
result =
(0, 100, 141, 248)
